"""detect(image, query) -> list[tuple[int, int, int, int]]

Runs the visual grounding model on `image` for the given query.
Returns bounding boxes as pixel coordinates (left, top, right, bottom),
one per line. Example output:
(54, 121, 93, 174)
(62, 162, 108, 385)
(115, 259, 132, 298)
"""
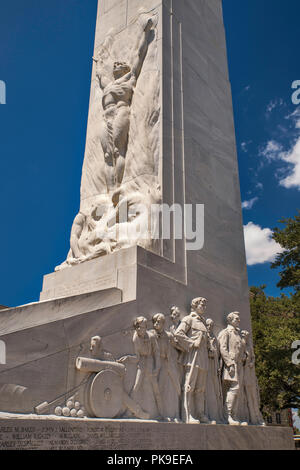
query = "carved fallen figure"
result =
(218, 312, 247, 426)
(205, 318, 224, 424)
(56, 183, 160, 270)
(241, 330, 265, 426)
(175, 297, 211, 424)
(118, 316, 162, 420)
(94, 15, 155, 191)
(151, 313, 181, 421)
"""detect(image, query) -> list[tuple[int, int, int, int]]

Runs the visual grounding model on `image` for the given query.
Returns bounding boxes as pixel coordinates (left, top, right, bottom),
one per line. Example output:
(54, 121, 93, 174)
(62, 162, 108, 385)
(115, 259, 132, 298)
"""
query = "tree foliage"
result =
(271, 211, 300, 297)
(250, 211, 300, 414)
(250, 286, 300, 412)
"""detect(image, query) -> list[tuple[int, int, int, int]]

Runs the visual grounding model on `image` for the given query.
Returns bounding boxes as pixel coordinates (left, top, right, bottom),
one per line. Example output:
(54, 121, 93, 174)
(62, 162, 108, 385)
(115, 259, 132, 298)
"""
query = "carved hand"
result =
(139, 14, 153, 32)
(144, 18, 153, 32)
(117, 355, 129, 363)
(229, 364, 235, 377)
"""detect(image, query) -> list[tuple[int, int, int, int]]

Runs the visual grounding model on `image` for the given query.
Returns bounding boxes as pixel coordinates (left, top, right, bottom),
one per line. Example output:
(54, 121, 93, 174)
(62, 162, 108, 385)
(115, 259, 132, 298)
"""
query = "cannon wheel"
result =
(89, 369, 123, 418)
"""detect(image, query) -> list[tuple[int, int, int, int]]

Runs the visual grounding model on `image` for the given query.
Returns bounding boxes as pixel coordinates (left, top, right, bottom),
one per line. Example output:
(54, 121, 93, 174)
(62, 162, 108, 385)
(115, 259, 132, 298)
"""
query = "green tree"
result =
(250, 286, 300, 413)
(271, 211, 300, 297)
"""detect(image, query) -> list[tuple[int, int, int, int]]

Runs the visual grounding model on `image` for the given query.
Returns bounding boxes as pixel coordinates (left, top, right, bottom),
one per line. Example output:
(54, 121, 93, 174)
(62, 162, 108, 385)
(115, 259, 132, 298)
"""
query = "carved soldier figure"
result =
(218, 312, 246, 425)
(175, 297, 211, 424)
(89, 335, 115, 361)
(151, 313, 181, 421)
(169, 306, 181, 336)
(241, 330, 265, 426)
(168, 306, 185, 388)
(205, 319, 224, 423)
(119, 316, 162, 419)
(94, 15, 155, 191)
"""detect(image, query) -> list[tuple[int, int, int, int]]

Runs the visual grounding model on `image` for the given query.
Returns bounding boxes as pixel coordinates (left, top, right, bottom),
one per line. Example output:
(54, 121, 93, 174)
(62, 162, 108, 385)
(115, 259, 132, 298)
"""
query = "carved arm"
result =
(131, 17, 153, 81)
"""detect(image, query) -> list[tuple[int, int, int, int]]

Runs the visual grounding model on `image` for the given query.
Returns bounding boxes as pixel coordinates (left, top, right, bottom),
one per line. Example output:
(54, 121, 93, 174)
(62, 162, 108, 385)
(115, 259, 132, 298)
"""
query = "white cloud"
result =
(242, 197, 258, 210)
(256, 182, 263, 190)
(243, 222, 284, 266)
(285, 107, 300, 128)
(266, 98, 284, 117)
(259, 109, 300, 188)
(259, 140, 283, 161)
(279, 137, 300, 189)
(259, 137, 300, 189)
(241, 140, 252, 153)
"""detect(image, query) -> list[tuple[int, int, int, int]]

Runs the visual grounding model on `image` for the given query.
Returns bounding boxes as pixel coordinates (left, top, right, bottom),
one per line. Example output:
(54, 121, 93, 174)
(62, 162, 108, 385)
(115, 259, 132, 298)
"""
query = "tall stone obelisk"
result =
(0, 0, 294, 450)
(42, 0, 250, 334)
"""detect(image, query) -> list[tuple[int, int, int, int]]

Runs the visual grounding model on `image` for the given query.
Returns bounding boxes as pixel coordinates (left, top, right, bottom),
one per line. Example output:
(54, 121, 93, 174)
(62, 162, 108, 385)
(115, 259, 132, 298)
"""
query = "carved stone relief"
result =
(56, 11, 162, 271)
(240, 330, 265, 426)
(205, 318, 224, 424)
(0, 298, 265, 426)
(151, 313, 181, 421)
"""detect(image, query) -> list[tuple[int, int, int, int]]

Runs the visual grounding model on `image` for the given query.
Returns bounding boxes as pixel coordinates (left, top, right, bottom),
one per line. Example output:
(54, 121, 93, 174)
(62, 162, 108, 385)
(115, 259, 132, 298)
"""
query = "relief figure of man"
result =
(175, 297, 211, 424)
(95, 16, 155, 191)
(218, 312, 246, 425)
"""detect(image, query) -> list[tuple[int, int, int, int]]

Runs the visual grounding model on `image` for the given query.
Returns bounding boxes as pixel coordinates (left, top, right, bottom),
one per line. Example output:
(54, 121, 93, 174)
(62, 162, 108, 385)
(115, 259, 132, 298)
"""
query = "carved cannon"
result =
(77, 357, 126, 418)
(76, 356, 149, 420)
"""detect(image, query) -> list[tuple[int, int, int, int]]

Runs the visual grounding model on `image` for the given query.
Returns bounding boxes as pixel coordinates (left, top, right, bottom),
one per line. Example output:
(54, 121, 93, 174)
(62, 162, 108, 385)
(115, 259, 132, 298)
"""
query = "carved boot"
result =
(227, 414, 240, 426)
(182, 392, 199, 424)
(199, 415, 211, 424)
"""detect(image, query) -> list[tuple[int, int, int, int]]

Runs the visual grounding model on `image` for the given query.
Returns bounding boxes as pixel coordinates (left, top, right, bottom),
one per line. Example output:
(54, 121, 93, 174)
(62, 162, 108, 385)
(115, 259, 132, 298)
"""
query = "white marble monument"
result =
(0, 0, 294, 450)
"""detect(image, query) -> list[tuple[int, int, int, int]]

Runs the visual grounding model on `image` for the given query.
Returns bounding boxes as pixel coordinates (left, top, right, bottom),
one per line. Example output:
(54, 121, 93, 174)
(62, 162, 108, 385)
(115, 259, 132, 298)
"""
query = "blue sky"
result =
(0, 0, 299, 308)
(223, 0, 300, 297)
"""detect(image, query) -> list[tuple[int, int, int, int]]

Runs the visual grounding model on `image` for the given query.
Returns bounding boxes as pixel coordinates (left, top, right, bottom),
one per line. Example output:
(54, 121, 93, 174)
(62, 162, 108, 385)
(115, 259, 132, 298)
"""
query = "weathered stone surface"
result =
(0, 416, 294, 450)
(0, 0, 289, 449)
(41, 246, 137, 301)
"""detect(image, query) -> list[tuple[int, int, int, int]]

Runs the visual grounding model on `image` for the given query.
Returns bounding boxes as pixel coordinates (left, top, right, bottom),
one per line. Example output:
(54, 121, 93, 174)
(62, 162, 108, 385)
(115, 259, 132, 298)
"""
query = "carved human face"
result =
(196, 298, 207, 315)
(90, 336, 101, 354)
(113, 61, 130, 79)
(230, 313, 240, 328)
(136, 320, 147, 338)
(206, 319, 214, 333)
(153, 314, 165, 333)
(170, 307, 180, 323)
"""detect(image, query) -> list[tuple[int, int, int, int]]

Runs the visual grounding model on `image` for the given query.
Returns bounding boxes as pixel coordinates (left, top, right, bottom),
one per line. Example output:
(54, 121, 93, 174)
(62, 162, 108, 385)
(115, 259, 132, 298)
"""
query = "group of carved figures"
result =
(75, 297, 265, 426)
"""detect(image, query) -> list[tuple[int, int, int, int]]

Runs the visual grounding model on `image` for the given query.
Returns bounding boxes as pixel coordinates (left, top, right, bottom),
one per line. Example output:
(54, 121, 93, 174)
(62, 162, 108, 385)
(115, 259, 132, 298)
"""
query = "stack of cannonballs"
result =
(54, 395, 86, 418)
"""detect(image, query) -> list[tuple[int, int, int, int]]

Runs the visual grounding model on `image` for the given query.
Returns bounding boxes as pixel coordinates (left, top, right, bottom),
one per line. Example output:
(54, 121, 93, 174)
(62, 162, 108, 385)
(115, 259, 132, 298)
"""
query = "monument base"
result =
(0, 414, 294, 450)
